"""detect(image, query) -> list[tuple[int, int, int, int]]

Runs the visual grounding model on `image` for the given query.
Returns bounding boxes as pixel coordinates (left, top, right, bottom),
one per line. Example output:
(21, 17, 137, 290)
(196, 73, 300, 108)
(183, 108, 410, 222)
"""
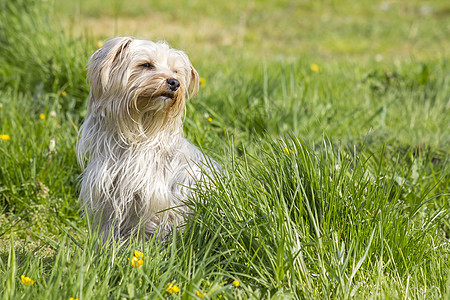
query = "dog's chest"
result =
(120, 147, 192, 207)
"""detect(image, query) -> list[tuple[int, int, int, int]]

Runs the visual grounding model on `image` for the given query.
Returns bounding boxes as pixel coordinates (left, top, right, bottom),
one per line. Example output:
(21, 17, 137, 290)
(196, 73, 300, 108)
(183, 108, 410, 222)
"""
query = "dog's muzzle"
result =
(166, 78, 180, 92)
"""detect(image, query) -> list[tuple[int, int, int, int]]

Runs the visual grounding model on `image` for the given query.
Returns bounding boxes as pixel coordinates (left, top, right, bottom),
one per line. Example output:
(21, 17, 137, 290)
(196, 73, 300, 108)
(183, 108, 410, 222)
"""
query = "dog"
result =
(77, 37, 219, 242)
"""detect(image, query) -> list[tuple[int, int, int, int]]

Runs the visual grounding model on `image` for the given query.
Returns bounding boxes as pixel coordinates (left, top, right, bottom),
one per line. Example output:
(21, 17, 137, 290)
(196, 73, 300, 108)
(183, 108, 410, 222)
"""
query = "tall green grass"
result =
(0, 0, 94, 113)
(2, 138, 448, 298)
(0, 0, 448, 299)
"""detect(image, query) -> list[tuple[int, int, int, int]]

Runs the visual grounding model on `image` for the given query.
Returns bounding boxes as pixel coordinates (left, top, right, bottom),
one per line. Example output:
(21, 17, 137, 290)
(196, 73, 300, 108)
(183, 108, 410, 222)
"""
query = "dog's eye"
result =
(141, 63, 154, 69)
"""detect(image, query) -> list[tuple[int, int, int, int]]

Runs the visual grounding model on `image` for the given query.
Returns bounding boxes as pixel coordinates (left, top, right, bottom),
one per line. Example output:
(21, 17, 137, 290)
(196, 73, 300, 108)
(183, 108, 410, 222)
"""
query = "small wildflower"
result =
(196, 290, 206, 298)
(128, 250, 146, 267)
(61, 90, 67, 97)
(233, 280, 240, 287)
(0, 134, 10, 141)
(199, 77, 206, 87)
(21, 275, 35, 286)
(40, 114, 45, 120)
(310, 63, 322, 73)
(49, 137, 56, 154)
(284, 147, 290, 155)
(69, 298, 79, 300)
(167, 283, 180, 294)
(50, 110, 57, 117)
(207, 117, 212, 122)
(134, 250, 146, 259)
(97, 40, 104, 48)
(129, 256, 144, 268)
(36, 181, 49, 195)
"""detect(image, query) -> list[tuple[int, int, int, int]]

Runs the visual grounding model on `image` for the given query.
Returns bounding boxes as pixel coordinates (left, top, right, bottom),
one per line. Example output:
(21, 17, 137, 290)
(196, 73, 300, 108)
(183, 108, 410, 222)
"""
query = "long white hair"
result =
(77, 37, 218, 242)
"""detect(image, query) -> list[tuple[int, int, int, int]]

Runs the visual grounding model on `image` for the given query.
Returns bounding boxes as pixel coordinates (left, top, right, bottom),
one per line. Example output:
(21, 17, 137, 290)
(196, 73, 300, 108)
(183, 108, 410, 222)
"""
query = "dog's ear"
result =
(88, 37, 133, 97)
(188, 65, 199, 99)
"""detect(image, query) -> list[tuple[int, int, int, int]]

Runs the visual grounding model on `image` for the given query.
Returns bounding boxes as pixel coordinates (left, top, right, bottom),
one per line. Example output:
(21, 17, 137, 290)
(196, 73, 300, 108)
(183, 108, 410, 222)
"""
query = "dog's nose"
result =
(166, 78, 180, 92)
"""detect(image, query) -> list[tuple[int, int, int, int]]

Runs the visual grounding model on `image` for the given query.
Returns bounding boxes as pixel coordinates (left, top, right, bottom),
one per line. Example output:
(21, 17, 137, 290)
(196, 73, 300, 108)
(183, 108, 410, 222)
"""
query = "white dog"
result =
(77, 37, 219, 242)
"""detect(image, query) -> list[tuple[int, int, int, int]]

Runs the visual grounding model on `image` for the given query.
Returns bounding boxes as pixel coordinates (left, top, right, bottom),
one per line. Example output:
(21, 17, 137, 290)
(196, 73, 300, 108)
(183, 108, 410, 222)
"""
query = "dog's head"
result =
(86, 37, 199, 140)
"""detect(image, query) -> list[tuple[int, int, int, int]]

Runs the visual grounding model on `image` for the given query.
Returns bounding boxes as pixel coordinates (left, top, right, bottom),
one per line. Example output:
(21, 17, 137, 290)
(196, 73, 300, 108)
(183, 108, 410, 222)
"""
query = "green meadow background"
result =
(0, 0, 449, 298)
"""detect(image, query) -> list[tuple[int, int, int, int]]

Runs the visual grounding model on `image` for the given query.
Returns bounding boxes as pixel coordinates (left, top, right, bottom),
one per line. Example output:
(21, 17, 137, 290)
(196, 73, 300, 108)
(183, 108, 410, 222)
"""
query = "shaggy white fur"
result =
(77, 37, 219, 242)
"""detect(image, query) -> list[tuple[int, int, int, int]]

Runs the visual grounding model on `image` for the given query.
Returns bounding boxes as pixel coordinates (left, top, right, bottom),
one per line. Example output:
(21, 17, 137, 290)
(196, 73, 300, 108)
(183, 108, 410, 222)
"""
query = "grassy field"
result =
(1, 0, 449, 298)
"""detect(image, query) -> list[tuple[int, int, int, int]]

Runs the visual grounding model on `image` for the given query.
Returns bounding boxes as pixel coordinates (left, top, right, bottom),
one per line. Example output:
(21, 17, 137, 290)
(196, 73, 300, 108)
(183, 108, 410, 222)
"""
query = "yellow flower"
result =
(134, 250, 146, 259)
(233, 280, 240, 287)
(97, 40, 104, 48)
(69, 298, 79, 300)
(207, 117, 212, 122)
(196, 290, 206, 298)
(61, 90, 67, 96)
(128, 250, 146, 267)
(130, 256, 144, 268)
(0, 134, 10, 141)
(310, 64, 322, 73)
(199, 77, 206, 87)
(40, 114, 45, 120)
(167, 282, 180, 294)
(21, 275, 35, 286)
(284, 147, 290, 155)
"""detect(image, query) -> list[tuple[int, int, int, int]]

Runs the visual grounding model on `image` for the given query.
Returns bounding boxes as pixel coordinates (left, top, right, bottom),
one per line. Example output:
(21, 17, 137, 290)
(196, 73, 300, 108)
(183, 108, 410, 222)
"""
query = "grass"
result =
(0, 0, 449, 298)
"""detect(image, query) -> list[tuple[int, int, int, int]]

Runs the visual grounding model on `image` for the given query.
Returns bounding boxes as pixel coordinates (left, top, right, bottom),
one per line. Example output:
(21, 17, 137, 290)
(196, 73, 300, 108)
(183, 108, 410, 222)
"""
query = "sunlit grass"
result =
(53, 0, 450, 63)
(0, 0, 449, 298)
